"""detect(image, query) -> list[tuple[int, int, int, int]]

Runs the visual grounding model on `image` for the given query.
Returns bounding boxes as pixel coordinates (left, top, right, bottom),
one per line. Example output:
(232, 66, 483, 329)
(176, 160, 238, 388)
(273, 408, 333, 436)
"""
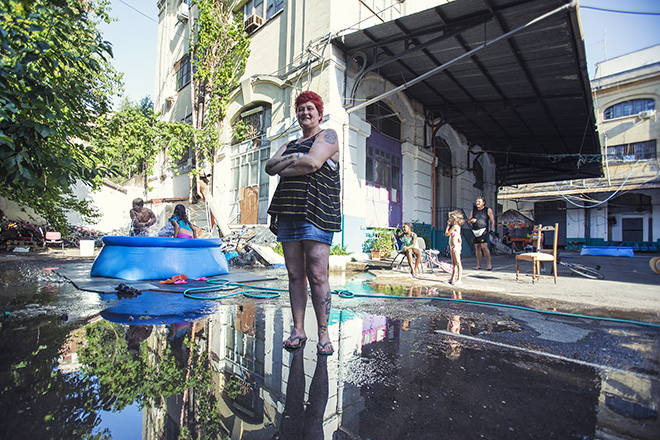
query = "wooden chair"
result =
(44, 231, 64, 251)
(516, 223, 558, 283)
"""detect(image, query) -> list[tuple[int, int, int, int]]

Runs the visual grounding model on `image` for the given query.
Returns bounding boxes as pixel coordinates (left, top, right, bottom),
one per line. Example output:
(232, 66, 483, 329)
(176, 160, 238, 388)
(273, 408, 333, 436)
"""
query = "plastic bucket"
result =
(80, 240, 95, 256)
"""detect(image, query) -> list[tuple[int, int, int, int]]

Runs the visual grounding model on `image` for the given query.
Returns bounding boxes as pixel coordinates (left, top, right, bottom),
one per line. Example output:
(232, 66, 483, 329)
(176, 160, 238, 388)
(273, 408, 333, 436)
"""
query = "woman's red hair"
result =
(295, 91, 324, 117)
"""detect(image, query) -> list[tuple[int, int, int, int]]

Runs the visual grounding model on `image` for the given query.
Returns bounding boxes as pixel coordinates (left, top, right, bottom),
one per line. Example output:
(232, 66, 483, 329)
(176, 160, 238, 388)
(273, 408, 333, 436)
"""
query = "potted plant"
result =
(363, 229, 395, 260)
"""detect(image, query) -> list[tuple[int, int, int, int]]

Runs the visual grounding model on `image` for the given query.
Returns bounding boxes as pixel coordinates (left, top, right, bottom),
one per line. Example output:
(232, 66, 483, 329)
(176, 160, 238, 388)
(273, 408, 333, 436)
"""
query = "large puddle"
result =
(0, 266, 658, 439)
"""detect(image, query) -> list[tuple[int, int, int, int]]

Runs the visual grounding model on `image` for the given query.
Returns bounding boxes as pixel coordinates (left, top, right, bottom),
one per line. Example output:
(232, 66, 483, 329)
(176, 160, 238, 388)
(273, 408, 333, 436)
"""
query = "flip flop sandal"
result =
(283, 335, 307, 350)
(174, 279, 187, 284)
(317, 341, 334, 356)
(159, 278, 174, 284)
(194, 277, 208, 281)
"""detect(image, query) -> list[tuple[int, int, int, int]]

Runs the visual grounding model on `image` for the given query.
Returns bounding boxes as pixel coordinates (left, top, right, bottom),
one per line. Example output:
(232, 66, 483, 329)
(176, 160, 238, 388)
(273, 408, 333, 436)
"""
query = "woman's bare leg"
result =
(406, 249, 415, 275)
(282, 241, 308, 343)
(303, 240, 332, 347)
(413, 249, 422, 275)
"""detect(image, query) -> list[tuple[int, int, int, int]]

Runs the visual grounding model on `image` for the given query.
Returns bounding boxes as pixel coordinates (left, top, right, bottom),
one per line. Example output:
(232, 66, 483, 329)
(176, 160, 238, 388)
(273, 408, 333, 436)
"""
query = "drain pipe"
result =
(342, 122, 348, 248)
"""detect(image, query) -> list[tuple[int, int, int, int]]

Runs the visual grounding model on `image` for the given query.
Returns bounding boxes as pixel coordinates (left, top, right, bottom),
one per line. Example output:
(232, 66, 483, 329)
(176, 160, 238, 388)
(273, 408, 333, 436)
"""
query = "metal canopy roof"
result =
(332, 0, 603, 186)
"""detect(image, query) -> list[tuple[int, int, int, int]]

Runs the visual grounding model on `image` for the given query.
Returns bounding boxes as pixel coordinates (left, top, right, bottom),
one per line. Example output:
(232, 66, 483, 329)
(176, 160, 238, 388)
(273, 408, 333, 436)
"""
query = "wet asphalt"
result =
(0, 249, 658, 439)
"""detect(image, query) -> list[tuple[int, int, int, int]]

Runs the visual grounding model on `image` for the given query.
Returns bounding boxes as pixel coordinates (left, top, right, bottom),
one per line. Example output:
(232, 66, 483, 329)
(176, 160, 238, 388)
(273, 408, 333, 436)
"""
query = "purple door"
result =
(365, 131, 402, 227)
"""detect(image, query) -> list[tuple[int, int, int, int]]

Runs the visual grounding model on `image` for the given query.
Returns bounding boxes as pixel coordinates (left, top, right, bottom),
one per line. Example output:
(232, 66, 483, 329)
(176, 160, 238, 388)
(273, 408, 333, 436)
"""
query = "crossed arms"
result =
(265, 129, 339, 177)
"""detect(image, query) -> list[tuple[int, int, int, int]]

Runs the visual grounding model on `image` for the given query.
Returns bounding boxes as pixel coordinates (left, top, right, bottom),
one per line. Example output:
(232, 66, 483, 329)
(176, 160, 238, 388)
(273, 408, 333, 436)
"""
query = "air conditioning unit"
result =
(244, 14, 263, 33)
(177, 3, 189, 22)
(638, 109, 656, 119)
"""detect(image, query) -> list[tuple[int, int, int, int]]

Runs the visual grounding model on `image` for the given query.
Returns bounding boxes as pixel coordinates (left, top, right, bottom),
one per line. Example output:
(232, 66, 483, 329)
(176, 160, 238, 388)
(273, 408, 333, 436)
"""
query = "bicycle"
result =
(558, 257, 603, 279)
(421, 249, 451, 274)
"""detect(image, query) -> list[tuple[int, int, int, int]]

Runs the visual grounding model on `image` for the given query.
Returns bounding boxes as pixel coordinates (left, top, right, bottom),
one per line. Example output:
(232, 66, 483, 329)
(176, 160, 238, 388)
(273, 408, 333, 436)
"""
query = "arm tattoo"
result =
(324, 129, 337, 145)
(273, 153, 301, 167)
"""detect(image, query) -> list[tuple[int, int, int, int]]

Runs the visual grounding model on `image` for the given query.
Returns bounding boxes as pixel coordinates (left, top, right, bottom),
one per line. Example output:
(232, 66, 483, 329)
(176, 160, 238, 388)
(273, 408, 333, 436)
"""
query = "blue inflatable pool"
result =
(91, 236, 229, 280)
(580, 245, 634, 258)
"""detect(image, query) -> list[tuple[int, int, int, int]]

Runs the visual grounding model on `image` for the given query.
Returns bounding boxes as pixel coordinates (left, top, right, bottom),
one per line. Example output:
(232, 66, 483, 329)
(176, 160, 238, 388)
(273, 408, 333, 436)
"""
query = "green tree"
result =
(92, 97, 197, 182)
(0, 0, 122, 230)
(0, 317, 104, 439)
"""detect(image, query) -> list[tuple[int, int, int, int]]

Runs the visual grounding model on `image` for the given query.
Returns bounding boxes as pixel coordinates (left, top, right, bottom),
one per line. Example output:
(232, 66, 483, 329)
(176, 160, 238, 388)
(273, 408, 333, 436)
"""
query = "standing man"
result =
(468, 196, 495, 270)
(129, 198, 156, 236)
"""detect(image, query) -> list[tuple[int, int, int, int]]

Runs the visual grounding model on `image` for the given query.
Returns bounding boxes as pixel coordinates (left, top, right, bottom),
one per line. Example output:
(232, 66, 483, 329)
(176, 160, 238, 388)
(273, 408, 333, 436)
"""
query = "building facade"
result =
(499, 44, 660, 250)
(151, 0, 599, 254)
(151, 0, 499, 253)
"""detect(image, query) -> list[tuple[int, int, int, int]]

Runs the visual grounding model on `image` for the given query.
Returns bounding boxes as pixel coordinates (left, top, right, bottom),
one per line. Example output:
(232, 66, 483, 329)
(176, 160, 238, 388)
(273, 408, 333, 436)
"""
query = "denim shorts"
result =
(277, 215, 334, 245)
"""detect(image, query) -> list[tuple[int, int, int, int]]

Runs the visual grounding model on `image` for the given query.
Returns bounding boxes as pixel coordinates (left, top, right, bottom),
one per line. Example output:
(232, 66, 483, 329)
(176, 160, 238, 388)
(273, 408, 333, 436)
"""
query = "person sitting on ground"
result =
(502, 232, 513, 248)
(524, 225, 543, 251)
(129, 198, 156, 236)
(400, 222, 422, 277)
(169, 204, 197, 239)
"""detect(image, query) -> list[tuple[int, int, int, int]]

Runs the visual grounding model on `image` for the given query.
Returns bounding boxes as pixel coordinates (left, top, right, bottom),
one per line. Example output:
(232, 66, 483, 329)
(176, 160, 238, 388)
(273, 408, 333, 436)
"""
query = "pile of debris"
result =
(221, 225, 283, 267)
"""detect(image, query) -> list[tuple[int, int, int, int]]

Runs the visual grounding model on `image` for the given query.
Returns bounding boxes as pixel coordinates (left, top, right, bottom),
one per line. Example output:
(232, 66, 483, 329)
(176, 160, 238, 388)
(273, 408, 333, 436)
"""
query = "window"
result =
(230, 106, 272, 209)
(366, 145, 401, 191)
(607, 140, 657, 162)
(604, 99, 655, 120)
(240, 0, 264, 19)
(434, 136, 452, 177)
(175, 54, 191, 91)
(472, 159, 483, 190)
(266, 0, 283, 19)
(366, 102, 401, 140)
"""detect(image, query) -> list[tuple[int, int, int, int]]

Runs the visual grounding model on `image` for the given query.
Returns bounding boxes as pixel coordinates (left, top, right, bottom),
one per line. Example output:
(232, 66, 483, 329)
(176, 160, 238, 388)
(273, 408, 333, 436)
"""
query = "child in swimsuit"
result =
(170, 204, 197, 239)
(445, 210, 465, 285)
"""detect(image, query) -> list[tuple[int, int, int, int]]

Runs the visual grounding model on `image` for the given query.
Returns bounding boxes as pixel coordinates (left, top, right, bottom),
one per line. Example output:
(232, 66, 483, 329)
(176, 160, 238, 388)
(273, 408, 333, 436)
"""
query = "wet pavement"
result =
(0, 250, 658, 439)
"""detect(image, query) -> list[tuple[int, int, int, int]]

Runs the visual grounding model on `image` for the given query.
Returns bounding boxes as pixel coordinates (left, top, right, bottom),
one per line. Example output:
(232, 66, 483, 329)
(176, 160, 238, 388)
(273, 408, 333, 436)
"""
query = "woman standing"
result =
(266, 91, 340, 356)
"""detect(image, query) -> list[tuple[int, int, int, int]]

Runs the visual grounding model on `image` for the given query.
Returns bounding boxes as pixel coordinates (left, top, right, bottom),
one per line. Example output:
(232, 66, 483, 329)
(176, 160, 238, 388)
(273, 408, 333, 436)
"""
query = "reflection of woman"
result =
(448, 315, 461, 334)
(266, 91, 340, 355)
(275, 350, 329, 440)
(126, 325, 153, 355)
(170, 204, 197, 239)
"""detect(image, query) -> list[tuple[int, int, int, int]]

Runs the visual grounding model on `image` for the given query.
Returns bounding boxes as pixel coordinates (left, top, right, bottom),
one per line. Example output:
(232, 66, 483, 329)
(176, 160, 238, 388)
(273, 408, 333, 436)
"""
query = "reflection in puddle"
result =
(1, 276, 658, 439)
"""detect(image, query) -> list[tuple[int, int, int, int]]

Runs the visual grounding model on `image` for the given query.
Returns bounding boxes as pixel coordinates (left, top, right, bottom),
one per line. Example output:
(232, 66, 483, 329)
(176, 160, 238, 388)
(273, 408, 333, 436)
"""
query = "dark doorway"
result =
(533, 200, 567, 247)
(622, 218, 643, 242)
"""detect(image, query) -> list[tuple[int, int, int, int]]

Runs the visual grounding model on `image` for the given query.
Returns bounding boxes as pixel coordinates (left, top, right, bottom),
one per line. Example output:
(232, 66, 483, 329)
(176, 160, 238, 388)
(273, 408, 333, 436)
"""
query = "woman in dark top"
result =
(265, 91, 340, 356)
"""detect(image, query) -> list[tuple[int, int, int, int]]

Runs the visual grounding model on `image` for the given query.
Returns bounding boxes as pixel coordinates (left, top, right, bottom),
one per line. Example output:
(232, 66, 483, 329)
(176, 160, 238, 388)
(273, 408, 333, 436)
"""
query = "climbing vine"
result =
(190, 0, 251, 157)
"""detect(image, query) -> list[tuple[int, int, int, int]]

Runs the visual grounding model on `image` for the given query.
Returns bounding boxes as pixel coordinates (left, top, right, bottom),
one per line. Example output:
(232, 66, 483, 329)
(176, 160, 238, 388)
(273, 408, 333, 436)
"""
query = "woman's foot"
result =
(317, 341, 334, 356)
(472, 266, 481, 270)
(283, 334, 307, 350)
(452, 280, 463, 286)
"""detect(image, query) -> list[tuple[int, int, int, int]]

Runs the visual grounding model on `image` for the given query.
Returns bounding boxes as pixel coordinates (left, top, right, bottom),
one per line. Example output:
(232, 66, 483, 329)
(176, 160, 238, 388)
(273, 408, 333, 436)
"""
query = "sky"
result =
(99, 0, 660, 107)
